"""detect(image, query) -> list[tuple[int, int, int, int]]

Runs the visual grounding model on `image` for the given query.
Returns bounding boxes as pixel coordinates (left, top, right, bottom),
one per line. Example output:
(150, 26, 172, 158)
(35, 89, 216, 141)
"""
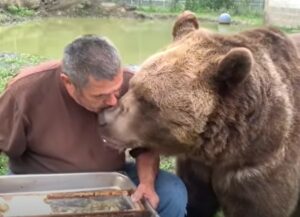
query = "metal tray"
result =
(0, 172, 159, 217)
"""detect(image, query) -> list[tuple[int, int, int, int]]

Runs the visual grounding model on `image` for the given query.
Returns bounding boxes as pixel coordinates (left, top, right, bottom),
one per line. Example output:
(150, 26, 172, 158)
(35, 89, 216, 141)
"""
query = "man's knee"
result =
(155, 170, 188, 214)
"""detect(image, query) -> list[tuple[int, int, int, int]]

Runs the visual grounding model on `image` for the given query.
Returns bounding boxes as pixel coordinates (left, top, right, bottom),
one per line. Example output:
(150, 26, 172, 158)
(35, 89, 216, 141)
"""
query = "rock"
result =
(100, 2, 117, 9)
(120, 3, 137, 11)
(0, 9, 9, 21)
(218, 13, 231, 24)
(22, 0, 40, 9)
(41, 0, 83, 11)
(125, 5, 137, 11)
(118, 8, 126, 13)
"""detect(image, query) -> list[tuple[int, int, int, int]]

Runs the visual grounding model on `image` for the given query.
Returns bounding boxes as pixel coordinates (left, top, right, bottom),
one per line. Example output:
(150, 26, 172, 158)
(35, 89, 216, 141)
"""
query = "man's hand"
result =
(133, 149, 160, 209)
(131, 183, 159, 209)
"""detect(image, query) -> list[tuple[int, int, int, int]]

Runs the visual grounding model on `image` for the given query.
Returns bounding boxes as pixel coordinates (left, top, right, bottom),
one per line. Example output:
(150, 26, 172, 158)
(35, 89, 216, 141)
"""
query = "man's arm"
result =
(131, 149, 160, 209)
(121, 68, 160, 207)
(0, 89, 27, 157)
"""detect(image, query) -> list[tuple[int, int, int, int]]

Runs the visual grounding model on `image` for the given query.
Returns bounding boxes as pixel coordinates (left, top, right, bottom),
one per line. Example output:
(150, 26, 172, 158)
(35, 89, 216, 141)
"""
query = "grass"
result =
(195, 7, 263, 26)
(0, 156, 177, 175)
(137, 6, 264, 26)
(138, 6, 179, 14)
(160, 156, 176, 172)
(0, 53, 44, 91)
(138, 6, 300, 32)
(279, 26, 300, 34)
(0, 155, 8, 175)
(0, 5, 36, 25)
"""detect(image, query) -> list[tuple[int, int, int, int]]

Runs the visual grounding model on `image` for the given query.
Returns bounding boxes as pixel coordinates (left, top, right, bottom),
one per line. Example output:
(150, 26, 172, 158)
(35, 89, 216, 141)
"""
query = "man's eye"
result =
(94, 95, 106, 100)
(94, 92, 119, 100)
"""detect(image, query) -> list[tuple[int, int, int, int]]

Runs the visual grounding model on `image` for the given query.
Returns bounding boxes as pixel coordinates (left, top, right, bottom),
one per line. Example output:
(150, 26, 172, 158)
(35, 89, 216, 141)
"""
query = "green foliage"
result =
(185, 0, 198, 11)
(138, 6, 181, 14)
(229, 0, 262, 16)
(6, 5, 35, 17)
(215, 212, 224, 217)
(169, 0, 184, 12)
(160, 156, 176, 172)
(279, 26, 300, 34)
(0, 154, 8, 175)
(0, 53, 44, 92)
(185, 0, 235, 11)
(138, 5, 263, 26)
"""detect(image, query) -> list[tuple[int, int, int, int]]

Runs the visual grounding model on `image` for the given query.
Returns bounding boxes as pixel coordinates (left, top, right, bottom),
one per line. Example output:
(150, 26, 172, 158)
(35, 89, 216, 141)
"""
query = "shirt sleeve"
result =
(0, 89, 27, 157)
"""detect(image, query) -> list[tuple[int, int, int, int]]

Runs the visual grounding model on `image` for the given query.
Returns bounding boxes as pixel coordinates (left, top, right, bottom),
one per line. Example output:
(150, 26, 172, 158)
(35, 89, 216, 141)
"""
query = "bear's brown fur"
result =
(290, 33, 300, 55)
(100, 11, 300, 217)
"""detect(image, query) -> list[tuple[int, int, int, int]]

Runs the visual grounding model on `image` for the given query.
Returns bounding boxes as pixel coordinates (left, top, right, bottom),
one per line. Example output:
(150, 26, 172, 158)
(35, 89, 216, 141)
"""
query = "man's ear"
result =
(214, 47, 253, 95)
(60, 73, 76, 92)
(60, 73, 72, 85)
(172, 10, 199, 41)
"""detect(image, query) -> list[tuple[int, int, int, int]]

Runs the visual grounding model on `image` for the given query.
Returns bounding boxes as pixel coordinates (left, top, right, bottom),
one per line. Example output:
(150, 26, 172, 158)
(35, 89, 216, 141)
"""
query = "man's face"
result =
(62, 70, 123, 113)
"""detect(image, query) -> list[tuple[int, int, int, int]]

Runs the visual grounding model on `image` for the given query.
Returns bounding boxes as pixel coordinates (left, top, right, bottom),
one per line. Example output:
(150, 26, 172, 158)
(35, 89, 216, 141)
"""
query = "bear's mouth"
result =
(100, 135, 128, 152)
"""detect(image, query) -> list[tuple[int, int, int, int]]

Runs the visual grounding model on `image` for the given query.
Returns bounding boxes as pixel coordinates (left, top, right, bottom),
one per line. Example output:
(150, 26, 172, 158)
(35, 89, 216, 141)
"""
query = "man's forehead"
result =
(86, 72, 123, 94)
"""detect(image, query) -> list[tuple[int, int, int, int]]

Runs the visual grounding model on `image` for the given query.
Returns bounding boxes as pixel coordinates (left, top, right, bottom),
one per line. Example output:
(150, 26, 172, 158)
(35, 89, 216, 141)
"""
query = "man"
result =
(0, 35, 187, 217)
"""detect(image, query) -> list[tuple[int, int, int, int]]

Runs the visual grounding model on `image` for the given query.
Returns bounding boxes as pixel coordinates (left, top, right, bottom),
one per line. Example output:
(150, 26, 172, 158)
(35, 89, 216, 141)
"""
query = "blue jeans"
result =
(124, 163, 187, 217)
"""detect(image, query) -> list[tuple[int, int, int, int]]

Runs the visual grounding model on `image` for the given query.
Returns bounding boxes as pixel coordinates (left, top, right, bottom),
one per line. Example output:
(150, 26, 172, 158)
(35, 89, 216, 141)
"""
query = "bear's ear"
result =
(172, 11, 199, 41)
(214, 47, 253, 95)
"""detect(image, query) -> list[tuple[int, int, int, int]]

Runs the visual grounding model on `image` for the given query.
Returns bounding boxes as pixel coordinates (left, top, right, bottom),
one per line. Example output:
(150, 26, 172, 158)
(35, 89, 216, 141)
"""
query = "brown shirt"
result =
(0, 60, 131, 174)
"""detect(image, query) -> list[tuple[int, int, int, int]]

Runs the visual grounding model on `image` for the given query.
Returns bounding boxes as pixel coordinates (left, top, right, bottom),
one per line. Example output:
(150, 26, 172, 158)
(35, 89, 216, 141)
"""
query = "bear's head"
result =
(99, 11, 298, 161)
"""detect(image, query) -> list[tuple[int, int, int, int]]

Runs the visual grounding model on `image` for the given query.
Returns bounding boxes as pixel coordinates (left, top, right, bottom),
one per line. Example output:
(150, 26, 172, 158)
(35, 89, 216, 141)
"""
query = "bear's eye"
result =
(137, 96, 160, 112)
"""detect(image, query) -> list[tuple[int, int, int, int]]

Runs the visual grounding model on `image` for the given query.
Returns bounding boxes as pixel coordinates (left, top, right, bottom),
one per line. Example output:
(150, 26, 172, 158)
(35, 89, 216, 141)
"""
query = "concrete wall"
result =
(265, 0, 300, 28)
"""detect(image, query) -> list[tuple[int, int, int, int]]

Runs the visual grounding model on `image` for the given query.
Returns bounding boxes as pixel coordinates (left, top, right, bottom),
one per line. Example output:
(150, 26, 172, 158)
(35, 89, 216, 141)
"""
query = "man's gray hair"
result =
(62, 35, 121, 87)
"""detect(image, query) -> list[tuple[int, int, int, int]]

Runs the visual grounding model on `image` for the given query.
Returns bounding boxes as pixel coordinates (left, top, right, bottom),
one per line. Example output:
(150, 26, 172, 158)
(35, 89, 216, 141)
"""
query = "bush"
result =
(0, 155, 8, 175)
(160, 156, 176, 172)
(185, 0, 234, 11)
(6, 5, 35, 17)
(0, 53, 44, 92)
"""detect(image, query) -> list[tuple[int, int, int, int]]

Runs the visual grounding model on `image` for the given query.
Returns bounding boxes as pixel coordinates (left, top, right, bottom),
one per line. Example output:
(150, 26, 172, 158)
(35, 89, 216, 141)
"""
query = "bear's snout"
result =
(98, 112, 107, 126)
(98, 106, 122, 127)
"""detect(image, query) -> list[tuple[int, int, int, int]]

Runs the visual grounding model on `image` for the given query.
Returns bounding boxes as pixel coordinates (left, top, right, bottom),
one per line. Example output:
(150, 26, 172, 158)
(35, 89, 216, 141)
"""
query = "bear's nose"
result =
(98, 106, 122, 127)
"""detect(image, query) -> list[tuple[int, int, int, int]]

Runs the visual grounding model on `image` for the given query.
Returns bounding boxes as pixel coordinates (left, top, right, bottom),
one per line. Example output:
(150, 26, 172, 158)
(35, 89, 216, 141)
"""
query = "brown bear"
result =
(99, 11, 300, 217)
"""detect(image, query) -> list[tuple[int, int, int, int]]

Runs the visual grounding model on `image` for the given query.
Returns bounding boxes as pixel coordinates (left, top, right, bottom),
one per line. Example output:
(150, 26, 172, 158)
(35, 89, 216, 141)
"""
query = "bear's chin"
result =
(101, 136, 127, 152)
(100, 135, 140, 152)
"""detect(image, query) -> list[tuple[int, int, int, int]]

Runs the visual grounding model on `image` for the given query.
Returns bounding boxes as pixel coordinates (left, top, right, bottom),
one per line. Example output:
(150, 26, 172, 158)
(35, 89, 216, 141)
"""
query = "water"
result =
(0, 17, 254, 64)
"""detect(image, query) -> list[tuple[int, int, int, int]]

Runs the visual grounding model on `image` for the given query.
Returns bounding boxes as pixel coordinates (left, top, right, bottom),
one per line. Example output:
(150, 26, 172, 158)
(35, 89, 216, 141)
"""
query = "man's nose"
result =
(104, 94, 118, 107)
